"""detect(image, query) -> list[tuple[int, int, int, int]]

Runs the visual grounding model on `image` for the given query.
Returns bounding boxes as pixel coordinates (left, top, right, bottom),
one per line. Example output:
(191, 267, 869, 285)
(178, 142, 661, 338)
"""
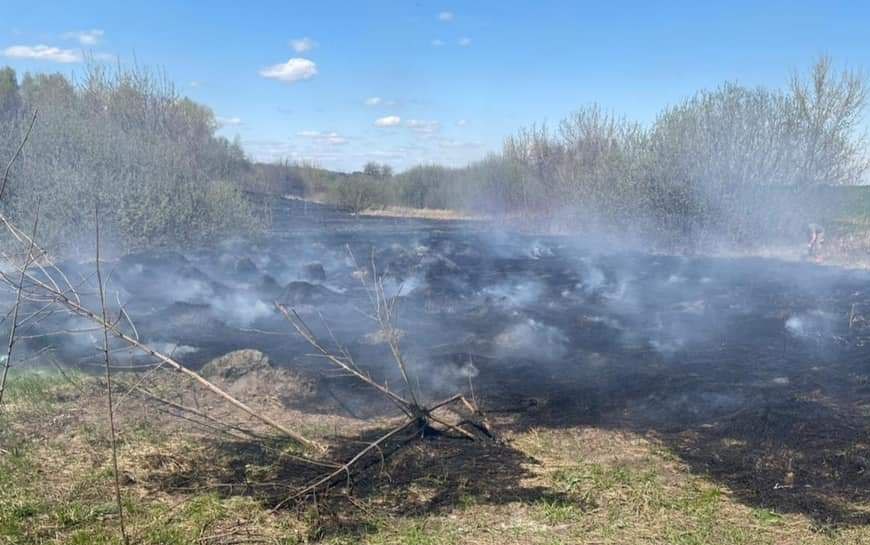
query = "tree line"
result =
(284, 58, 868, 248)
(2, 57, 866, 252)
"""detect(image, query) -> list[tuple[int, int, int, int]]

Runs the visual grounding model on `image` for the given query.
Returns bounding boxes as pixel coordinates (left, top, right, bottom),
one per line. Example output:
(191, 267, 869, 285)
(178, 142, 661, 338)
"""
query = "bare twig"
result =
(48, 355, 88, 397)
(276, 303, 414, 417)
(0, 205, 39, 406)
(272, 417, 418, 510)
(0, 209, 322, 451)
(132, 385, 340, 470)
(95, 206, 130, 545)
(274, 259, 491, 503)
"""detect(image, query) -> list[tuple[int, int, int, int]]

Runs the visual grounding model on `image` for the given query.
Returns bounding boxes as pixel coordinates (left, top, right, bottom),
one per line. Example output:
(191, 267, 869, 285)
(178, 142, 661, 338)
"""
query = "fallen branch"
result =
(272, 417, 419, 510)
(273, 259, 492, 504)
(131, 384, 340, 469)
(276, 303, 414, 417)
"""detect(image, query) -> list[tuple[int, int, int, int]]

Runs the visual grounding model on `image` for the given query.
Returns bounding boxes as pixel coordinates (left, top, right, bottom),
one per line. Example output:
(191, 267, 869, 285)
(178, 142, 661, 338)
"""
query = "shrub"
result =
(380, 57, 869, 247)
(0, 62, 260, 254)
(328, 173, 392, 212)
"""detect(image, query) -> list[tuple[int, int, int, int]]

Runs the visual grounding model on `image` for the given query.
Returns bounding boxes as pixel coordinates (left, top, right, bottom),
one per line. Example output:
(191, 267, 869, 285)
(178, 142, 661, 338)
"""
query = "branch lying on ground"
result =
(273, 256, 492, 503)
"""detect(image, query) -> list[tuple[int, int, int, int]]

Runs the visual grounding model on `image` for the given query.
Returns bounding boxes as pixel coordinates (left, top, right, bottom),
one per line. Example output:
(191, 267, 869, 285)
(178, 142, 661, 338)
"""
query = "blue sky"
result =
(2, 1, 869, 172)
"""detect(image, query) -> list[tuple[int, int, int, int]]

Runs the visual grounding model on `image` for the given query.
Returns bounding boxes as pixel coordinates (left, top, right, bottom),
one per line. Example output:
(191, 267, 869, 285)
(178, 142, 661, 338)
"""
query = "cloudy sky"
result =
(2, 0, 869, 172)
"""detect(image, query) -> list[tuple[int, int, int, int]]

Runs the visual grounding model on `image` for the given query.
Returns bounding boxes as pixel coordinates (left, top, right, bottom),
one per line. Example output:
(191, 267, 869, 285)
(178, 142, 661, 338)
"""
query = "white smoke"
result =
(495, 319, 568, 360)
(211, 293, 272, 327)
(785, 310, 838, 339)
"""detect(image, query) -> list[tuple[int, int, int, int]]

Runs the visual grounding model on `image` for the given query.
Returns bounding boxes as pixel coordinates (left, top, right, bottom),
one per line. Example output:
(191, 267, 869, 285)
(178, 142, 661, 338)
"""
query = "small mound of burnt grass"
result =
(124, 348, 354, 433)
(280, 281, 342, 306)
(200, 349, 274, 379)
(199, 349, 316, 406)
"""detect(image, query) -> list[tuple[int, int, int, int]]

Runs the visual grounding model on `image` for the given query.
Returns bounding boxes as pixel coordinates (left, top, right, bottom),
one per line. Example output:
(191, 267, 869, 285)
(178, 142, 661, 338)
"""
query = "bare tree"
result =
(790, 56, 870, 186)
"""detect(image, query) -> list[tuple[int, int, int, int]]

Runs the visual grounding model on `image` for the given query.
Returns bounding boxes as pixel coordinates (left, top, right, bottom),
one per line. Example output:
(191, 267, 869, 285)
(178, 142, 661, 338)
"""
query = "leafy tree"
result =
(0, 67, 20, 119)
(363, 161, 393, 178)
(0, 63, 261, 252)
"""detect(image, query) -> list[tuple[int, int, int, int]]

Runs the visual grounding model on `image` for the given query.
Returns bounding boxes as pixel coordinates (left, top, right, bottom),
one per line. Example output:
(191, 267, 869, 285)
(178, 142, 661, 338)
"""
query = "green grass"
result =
(0, 448, 44, 544)
(1, 370, 71, 406)
(364, 520, 457, 545)
(753, 508, 785, 526)
(533, 497, 584, 524)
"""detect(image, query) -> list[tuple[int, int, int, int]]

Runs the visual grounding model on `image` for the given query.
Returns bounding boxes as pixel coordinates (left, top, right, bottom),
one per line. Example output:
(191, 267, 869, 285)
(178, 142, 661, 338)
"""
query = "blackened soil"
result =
(11, 196, 870, 525)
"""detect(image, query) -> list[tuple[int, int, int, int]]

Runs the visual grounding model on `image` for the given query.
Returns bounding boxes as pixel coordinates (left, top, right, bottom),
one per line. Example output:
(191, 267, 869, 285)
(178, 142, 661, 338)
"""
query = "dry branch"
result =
(130, 384, 340, 470)
(0, 207, 322, 451)
(276, 303, 414, 417)
(0, 114, 41, 407)
(272, 417, 419, 510)
(273, 259, 492, 503)
(94, 207, 130, 545)
(0, 204, 39, 406)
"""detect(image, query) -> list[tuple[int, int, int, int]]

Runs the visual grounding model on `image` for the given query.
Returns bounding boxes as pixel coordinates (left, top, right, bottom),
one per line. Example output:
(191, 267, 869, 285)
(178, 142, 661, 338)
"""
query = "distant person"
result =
(807, 223, 825, 260)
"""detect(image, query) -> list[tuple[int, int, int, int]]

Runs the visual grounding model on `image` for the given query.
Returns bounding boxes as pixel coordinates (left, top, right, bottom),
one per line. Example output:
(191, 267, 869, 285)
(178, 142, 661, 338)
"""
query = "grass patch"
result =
(4, 370, 870, 544)
(533, 497, 584, 524)
(364, 520, 457, 545)
(1, 369, 72, 407)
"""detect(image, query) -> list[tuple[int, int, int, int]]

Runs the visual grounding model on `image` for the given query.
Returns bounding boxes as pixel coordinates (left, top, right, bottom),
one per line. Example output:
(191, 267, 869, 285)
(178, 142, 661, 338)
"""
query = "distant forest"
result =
(275, 58, 869, 247)
(1, 58, 867, 253)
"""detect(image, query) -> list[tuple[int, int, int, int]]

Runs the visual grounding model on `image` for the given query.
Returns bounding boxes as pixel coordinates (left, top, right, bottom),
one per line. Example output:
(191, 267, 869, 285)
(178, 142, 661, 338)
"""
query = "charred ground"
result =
(4, 197, 870, 543)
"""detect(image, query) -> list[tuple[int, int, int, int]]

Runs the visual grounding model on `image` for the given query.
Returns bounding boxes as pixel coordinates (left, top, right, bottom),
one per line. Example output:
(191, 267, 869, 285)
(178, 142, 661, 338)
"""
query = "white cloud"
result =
(374, 115, 402, 127)
(297, 130, 348, 145)
(439, 138, 480, 149)
(431, 39, 445, 47)
(290, 37, 317, 53)
(364, 96, 382, 106)
(406, 119, 441, 134)
(63, 29, 104, 45)
(2, 44, 81, 63)
(456, 119, 468, 127)
(357, 150, 405, 160)
(217, 116, 243, 126)
(189, 81, 201, 88)
(458, 37, 472, 47)
(259, 58, 318, 83)
(438, 11, 454, 22)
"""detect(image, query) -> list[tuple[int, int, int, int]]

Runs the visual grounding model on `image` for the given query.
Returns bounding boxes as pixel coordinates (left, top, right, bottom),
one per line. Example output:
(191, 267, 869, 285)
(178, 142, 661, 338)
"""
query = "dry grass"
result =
(3, 369, 870, 544)
(358, 206, 484, 222)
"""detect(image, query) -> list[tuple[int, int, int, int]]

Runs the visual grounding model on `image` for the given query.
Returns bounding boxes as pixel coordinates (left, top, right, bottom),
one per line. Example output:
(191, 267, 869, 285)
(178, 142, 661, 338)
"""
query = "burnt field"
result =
(6, 196, 870, 535)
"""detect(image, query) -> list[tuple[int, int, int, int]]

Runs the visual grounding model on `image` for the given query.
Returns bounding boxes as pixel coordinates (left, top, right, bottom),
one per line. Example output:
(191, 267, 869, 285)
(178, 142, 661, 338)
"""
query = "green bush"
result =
(328, 172, 393, 212)
(0, 63, 260, 253)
